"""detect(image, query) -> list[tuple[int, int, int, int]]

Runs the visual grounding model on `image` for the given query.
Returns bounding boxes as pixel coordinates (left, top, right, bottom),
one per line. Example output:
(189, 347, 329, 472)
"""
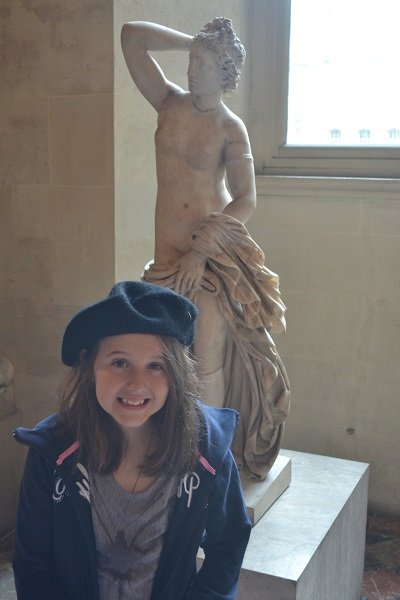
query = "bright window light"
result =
(287, 0, 400, 146)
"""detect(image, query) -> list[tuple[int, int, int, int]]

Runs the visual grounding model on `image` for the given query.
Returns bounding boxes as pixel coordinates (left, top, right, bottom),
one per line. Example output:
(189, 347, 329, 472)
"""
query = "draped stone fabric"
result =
(142, 212, 290, 480)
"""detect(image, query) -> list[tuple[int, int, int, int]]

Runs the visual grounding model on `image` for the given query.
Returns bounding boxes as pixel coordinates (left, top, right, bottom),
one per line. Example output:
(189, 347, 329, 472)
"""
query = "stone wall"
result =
(0, 0, 115, 535)
(248, 177, 400, 515)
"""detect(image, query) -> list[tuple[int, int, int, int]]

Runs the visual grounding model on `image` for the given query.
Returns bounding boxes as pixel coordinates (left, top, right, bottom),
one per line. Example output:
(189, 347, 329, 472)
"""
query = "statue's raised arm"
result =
(121, 21, 192, 111)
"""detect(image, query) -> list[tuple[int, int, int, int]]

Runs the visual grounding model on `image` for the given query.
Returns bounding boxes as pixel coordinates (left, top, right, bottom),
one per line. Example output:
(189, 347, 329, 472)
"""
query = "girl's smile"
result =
(94, 333, 169, 432)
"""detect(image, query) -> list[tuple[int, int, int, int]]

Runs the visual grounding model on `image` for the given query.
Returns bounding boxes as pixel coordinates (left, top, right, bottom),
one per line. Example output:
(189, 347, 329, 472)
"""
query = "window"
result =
(247, 0, 400, 178)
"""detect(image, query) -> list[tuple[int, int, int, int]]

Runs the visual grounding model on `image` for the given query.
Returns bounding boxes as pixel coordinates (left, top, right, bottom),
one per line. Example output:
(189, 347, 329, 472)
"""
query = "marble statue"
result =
(121, 18, 290, 479)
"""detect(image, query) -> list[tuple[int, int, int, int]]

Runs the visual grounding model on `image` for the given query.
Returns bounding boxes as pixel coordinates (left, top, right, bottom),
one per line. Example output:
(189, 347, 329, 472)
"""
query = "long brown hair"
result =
(57, 335, 203, 477)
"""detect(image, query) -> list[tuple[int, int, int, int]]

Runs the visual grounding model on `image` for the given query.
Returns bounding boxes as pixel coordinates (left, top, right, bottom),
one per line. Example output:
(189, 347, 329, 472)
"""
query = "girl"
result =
(12, 280, 251, 600)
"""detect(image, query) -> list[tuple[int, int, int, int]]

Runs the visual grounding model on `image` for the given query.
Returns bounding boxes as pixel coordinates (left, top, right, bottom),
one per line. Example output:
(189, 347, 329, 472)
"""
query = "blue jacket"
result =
(13, 404, 251, 600)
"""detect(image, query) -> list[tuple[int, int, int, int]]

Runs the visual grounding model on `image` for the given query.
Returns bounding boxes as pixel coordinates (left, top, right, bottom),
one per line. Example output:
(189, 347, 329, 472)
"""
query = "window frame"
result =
(246, 0, 400, 178)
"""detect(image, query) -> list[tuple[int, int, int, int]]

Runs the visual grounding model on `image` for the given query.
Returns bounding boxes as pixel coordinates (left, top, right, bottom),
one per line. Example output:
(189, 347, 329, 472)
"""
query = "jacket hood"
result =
(14, 413, 68, 466)
(199, 405, 238, 473)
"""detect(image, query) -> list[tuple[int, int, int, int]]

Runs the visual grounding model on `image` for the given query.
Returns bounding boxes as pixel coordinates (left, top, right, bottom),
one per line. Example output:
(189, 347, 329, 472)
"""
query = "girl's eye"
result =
(111, 359, 129, 369)
(148, 362, 164, 371)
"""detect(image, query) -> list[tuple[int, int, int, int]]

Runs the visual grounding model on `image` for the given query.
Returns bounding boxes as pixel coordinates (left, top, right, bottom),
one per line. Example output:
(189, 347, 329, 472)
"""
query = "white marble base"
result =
(241, 454, 292, 525)
(237, 450, 369, 600)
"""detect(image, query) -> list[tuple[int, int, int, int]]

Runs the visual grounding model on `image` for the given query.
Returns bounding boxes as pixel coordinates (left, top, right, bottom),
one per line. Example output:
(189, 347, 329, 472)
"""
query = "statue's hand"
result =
(174, 250, 206, 295)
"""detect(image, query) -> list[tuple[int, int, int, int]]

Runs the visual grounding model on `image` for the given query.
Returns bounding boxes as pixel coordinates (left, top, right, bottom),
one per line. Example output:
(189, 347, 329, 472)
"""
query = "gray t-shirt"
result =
(90, 469, 177, 600)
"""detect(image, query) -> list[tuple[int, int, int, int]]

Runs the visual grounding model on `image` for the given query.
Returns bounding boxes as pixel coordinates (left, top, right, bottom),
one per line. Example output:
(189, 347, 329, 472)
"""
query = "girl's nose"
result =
(126, 369, 146, 390)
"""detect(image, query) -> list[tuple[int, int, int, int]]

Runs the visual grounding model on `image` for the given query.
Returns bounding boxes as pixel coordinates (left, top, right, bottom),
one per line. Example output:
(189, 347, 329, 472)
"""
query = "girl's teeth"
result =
(120, 397, 145, 406)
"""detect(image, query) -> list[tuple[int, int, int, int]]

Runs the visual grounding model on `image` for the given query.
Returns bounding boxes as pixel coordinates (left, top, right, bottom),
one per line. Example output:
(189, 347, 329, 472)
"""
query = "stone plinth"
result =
(237, 450, 369, 600)
(241, 454, 292, 525)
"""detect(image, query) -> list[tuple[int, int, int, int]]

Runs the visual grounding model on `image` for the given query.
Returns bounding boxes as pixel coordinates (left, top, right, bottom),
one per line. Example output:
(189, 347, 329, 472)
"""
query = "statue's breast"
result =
(156, 108, 224, 171)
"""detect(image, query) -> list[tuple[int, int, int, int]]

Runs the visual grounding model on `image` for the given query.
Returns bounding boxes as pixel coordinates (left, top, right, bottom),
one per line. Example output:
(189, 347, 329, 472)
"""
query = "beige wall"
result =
(248, 177, 400, 515)
(0, 0, 115, 535)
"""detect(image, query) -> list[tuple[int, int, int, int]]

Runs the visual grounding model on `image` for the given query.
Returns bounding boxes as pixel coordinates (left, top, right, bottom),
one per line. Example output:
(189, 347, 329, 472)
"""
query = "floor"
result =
(0, 531, 15, 600)
(1, 512, 400, 599)
(362, 512, 400, 600)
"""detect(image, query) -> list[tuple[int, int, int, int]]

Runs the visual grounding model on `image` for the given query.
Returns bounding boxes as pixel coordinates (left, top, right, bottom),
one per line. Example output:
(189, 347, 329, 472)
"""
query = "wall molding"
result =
(256, 176, 400, 200)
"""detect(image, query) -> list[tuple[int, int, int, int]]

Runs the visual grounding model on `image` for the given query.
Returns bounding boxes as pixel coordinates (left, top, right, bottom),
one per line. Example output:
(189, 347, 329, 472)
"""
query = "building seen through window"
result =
(287, 0, 400, 147)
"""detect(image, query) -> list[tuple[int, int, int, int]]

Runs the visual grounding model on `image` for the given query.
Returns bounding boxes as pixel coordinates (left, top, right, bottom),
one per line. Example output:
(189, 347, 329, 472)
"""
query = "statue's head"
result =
(194, 17, 246, 93)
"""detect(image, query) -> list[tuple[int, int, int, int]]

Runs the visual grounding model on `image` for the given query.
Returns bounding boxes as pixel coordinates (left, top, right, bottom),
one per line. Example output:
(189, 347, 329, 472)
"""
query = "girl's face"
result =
(93, 333, 169, 433)
(187, 40, 223, 96)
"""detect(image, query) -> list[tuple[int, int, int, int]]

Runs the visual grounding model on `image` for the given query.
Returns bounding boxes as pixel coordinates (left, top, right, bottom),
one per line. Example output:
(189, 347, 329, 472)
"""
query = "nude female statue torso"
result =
(154, 90, 251, 264)
(121, 21, 256, 294)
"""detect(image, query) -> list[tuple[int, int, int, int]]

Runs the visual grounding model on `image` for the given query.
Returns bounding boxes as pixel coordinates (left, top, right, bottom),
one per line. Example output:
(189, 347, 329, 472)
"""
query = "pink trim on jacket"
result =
(56, 441, 80, 465)
(55, 443, 216, 477)
(199, 454, 216, 476)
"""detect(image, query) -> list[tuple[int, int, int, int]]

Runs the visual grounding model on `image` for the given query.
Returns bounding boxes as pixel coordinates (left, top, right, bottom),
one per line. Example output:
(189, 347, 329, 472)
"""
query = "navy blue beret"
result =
(61, 281, 198, 366)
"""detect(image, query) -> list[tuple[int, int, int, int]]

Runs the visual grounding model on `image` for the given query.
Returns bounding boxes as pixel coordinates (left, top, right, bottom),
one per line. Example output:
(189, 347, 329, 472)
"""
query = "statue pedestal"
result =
(198, 450, 369, 600)
(238, 450, 369, 600)
(241, 454, 292, 525)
